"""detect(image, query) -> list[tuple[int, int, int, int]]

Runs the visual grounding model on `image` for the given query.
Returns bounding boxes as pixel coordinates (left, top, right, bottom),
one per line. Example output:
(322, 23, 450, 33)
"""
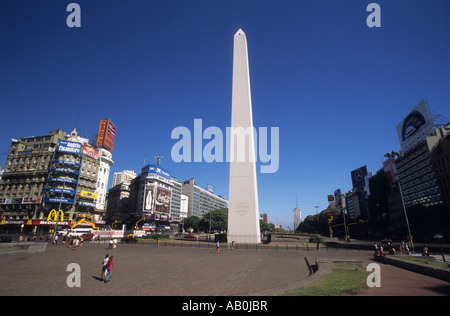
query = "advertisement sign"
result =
(351, 166, 368, 189)
(104, 120, 116, 152)
(33, 220, 72, 226)
(53, 160, 81, 167)
(79, 200, 96, 207)
(22, 197, 43, 204)
(144, 184, 155, 212)
(0, 197, 42, 204)
(155, 187, 171, 214)
(46, 188, 77, 195)
(143, 185, 172, 214)
(96, 119, 107, 148)
(141, 164, 171, 179)
(44, 197, 75, 204)
(58, 140, 82, 154)
(50, 168, 80, 175)
(48, 178, 78, 184)
(396, 100, 434, 152)
(82, 144, 99, 159)
(96, 119, 116, 152)
(80, 190, 98, 200)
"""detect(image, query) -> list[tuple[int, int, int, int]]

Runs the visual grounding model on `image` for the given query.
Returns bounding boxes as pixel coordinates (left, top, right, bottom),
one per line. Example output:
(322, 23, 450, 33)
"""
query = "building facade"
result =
(292, 208, 302, 231)
(430, 128, 450, 209)
(112, 170, 137, 187)
(128, 165, 174, 227)
(182, 178, 228, 218)
(0, 125, 114, 233)
(395, 126, 449, 209)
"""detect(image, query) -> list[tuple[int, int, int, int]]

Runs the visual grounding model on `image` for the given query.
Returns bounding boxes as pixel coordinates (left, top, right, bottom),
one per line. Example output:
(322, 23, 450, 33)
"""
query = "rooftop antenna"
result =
(155, 155, 163, 166)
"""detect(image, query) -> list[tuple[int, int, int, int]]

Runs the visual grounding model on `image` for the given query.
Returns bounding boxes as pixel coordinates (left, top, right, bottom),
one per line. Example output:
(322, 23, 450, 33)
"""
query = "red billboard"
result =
(96, 119, 116, 152)
(383, 158, 397, 186)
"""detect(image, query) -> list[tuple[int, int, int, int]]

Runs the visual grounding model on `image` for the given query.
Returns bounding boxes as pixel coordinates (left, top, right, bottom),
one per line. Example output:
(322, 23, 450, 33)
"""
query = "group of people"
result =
(101, 254, 115, 283)
(374, 241, 412, 256)
(51, 234, 84, 249)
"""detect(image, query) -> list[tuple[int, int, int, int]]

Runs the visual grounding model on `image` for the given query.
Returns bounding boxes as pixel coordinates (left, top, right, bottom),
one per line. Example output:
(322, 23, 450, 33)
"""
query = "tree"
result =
(199, 208, 228, 233)
(296, 215, 319, 234)
(260, 219, 275, 233)
(184, 216, 200, 232)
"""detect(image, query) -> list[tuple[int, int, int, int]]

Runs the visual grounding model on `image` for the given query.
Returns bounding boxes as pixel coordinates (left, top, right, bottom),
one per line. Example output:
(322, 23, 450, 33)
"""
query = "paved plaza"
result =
(0, 241, 364, 296)
(0, 241, 449, 296)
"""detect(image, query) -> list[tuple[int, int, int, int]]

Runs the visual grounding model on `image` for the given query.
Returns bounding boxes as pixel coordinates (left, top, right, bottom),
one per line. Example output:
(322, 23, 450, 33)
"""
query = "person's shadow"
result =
(92, 276, 104, 282)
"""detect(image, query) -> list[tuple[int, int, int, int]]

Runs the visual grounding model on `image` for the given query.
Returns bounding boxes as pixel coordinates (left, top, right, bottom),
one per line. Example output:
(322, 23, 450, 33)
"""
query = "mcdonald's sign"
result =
(47, 209, 64, 222)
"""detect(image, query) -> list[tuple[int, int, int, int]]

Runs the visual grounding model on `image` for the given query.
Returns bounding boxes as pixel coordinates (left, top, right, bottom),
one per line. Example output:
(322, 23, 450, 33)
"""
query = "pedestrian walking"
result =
(53, 234, 58, 245)
(101, 254, 109, 279)
(108, 239, 113, 249)
(74, 238, 79, 250)
(423, 245, 430, 257)
(105, 256, 114, 283)
(216, 241, 220, 254)
(374, 243, 379, 256)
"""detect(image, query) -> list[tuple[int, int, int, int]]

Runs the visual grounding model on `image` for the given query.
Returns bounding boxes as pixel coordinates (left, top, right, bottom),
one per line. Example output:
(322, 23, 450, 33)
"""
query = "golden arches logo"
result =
(47, 209, 64, 222)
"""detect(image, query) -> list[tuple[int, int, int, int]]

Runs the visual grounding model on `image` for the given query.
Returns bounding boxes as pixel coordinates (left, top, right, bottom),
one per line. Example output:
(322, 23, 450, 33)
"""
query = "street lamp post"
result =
(314, 205, 319, 234)
(385, 152, 415, 253)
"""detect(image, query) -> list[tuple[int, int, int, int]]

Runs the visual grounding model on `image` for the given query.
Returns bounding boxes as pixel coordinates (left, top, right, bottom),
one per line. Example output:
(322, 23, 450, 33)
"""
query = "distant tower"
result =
(293, 196, 302, 231)
(227, 29, 261, 244)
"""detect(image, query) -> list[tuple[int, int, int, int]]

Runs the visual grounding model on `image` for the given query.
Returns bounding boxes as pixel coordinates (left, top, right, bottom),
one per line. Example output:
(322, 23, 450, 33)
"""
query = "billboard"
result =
(383, 158, 397, 186)
(397, 100, 434, 152)
(154, 187, 171, 214)
(141, 164, 171, 179)
(82, 144, 99, 159)
(351, 166, 368, 189)
(143, 184, 171, 214)
(58, 140, 81, 154)
(80, 190, 98, 200)
(96, 119, 116, 152)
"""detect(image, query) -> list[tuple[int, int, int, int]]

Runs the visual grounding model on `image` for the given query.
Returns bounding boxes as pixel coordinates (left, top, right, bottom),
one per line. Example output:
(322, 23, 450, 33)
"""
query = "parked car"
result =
(184, 234, 196, 239)
(0, 236, 12, 243)
(81, 233, 95, 241)
(122, 234, 139, 243)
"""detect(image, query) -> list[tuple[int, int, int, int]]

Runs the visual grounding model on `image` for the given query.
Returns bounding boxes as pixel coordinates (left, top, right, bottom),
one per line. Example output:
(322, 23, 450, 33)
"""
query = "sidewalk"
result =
(356, 261, 450, 296)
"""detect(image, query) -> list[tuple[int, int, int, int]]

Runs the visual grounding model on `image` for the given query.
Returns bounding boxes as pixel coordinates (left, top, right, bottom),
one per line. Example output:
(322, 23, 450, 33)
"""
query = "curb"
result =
(373, 255, 450, 283)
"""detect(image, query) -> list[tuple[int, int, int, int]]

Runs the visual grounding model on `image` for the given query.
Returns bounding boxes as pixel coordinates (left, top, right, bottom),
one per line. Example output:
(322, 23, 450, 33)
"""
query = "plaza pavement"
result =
(0, 241, 449, 296)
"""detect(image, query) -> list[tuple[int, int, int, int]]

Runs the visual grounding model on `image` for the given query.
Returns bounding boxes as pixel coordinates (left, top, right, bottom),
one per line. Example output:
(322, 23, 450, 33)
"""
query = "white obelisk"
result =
(227, 29, 261, 244)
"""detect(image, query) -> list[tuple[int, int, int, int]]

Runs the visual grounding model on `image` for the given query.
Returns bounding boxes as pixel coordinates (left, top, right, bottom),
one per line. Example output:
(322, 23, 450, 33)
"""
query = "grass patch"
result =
(395, 255, 450, 270)
(275, 263, 368, 296)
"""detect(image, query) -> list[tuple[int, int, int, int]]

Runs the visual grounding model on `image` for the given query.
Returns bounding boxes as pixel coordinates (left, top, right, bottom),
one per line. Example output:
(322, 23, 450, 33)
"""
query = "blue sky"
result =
(1, 0, 449, 229)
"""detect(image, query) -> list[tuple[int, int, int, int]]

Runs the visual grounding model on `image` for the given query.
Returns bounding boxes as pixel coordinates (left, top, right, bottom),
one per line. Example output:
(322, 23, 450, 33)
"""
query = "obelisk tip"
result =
(235, 28, 245, 36)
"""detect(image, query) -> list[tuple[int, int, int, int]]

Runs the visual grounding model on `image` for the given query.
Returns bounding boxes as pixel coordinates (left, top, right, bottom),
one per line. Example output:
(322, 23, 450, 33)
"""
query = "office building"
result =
(128, 164, 174, 224)
(430, 127, 450, 209)
(182, 178, 228, 218)
(396, 125, 450, 209)
(0, 124, 114, 233)
(112, 170, 137, 187)
(105, 181, 131, 220)
(292, 208, 302, 231)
